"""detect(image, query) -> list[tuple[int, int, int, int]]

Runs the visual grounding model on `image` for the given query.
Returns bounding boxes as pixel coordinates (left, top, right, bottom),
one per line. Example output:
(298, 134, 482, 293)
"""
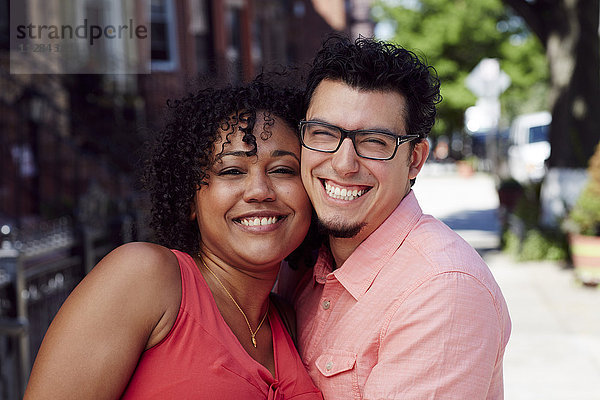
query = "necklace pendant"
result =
(251, 336, 257, 347)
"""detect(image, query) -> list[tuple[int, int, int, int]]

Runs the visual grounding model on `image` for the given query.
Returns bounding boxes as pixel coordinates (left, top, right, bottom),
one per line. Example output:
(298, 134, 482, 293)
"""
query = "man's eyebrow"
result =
(307, 118, 398, 135)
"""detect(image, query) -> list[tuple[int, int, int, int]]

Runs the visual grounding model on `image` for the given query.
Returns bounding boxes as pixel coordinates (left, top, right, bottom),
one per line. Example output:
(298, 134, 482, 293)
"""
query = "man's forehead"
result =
(307, 81, 407, 131)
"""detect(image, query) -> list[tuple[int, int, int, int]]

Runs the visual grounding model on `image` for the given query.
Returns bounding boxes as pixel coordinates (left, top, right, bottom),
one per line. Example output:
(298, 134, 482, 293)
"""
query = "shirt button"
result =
(322, 300, 330, 310)
(325, 361, 333, 371)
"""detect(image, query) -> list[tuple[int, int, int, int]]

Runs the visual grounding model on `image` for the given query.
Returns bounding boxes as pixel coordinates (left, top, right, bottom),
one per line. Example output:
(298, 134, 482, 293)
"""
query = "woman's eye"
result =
(218, 168, 244, 176)
(271, 167, 297, 175)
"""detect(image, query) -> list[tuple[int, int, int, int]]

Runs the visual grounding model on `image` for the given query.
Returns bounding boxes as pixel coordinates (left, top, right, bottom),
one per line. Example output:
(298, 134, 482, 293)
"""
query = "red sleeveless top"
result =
(121, 250, 322, 399)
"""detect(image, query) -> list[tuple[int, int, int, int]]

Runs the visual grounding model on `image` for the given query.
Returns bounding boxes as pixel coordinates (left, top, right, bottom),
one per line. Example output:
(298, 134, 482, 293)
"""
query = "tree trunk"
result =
(548, 0, 600, 167)
(502, 0, 600, 167)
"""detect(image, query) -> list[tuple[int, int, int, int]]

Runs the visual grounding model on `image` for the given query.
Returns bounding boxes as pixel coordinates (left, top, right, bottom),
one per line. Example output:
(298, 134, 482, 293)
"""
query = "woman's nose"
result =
(243, 172, 276, 202)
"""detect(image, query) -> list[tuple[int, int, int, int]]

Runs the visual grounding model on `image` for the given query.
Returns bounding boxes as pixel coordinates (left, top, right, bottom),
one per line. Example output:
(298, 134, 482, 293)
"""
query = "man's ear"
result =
(409, 139, 430, 180)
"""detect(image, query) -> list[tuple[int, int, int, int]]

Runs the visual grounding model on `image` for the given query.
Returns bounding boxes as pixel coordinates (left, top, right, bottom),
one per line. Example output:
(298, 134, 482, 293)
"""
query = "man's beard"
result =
(317, 217, 367, 239)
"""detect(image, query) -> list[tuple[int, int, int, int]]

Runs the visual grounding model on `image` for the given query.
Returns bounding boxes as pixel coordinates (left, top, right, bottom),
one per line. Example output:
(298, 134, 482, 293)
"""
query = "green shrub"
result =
(565, 142, 600, 236)
(503, 228, 567, 261)
(520, 229, 567, 261)
(502, 230, 521, 257)
(502, 181, 568, 261)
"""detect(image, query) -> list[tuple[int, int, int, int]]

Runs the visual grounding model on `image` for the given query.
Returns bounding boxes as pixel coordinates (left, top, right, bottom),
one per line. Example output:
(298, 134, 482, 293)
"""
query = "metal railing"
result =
(0, 216, 136, 399)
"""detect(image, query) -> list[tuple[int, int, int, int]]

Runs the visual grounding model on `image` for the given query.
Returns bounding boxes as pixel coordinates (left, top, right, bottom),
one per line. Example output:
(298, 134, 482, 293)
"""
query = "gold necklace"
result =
(198, 254, 269, 348)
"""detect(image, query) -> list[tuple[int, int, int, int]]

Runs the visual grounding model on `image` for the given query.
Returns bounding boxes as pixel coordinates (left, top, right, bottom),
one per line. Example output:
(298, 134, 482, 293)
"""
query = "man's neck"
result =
(326, 191, 410, 269)
(328, 236, 361, 269)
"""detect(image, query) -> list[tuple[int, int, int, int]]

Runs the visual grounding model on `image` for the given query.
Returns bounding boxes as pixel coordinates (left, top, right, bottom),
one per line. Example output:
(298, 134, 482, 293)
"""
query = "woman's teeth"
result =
(325, 182, 365, 201)
(240, 217, 279, 226)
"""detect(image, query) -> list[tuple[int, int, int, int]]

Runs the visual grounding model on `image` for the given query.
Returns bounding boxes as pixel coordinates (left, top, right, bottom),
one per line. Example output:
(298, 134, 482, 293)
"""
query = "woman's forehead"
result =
(213, 113, 298, 157)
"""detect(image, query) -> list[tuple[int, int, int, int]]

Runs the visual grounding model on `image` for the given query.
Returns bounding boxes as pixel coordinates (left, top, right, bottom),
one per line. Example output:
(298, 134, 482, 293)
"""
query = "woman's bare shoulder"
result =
(89, 241, 182, 321)
(70, 241, 182, 323)
(97, 242, 179, 275)
(24, 242, 184, 399)
(98, 242, 185, 348)
(82, 242, 178, 292)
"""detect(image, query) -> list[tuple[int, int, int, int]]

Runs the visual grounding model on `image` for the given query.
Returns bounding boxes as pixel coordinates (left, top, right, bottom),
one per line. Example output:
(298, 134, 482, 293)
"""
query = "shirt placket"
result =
(305, 273, 344, 363)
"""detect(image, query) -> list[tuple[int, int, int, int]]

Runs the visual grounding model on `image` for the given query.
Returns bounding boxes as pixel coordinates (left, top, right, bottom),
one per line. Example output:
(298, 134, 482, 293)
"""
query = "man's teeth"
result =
(240, 217, 279, 226)
(324, 182, 365, 201)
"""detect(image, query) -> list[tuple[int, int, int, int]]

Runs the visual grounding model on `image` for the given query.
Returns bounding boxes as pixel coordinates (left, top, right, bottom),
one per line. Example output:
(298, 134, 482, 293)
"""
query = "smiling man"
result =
(291, 36, 512, 399)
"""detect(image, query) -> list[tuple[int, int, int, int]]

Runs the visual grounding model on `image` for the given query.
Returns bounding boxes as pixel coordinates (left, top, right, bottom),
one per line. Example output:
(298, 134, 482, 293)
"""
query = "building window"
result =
(151, 0, 178, 71)
(225, 4, 243, 82)
(0, 0, 9, 50)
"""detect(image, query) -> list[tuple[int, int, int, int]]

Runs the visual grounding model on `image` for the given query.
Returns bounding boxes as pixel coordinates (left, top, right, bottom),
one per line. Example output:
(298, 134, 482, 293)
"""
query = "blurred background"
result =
(1, 0, 599, 399)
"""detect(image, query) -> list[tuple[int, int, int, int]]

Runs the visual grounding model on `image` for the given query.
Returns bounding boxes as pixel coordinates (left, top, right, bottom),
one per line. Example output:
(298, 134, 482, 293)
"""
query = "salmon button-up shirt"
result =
(294, 191, 511, 399)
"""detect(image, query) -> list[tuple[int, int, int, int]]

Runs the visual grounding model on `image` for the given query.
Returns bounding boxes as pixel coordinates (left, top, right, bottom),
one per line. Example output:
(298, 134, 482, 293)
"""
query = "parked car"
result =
(507, 111, 551, 183)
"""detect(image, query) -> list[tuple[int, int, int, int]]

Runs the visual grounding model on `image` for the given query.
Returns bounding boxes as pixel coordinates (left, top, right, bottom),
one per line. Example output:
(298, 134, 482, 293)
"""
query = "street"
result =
(414, 163, 600, 400)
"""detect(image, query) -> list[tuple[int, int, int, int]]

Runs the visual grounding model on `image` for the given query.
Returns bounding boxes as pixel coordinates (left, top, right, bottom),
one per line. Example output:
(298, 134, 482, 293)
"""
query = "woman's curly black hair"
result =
(143, 75, 304, 254)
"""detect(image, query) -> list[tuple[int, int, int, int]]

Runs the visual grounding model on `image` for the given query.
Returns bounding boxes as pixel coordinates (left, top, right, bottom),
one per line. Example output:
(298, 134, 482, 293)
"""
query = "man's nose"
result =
(331, 138, 360, 175)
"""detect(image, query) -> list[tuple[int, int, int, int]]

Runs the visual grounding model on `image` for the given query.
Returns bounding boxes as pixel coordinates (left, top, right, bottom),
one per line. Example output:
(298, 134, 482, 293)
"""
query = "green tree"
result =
(373, 0, 549, 138)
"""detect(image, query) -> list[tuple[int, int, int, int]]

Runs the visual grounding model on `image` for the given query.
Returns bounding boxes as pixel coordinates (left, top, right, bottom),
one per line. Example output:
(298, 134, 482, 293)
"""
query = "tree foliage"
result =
(373, 0, 549, 138)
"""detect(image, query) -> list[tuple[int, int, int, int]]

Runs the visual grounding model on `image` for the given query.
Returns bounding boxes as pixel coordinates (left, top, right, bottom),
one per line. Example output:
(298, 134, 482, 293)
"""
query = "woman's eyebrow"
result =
(271, 150, 300, 162)
(220, 151, 247, 158)
(218, 150, 300, 162)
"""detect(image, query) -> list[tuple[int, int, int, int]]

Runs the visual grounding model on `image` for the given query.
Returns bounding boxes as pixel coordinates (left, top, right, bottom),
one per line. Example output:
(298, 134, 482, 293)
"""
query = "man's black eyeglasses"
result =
(299, 120, 420, 161)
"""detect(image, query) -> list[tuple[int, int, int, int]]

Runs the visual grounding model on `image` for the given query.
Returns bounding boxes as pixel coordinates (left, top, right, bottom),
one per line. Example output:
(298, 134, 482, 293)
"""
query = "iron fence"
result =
(0, 216, 137, 399)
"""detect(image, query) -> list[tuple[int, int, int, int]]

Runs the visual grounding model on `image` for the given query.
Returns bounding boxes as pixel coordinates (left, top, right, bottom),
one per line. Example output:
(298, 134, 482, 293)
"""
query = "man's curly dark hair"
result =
(303, 34, 442, 186)
(143, 76, 304, 254)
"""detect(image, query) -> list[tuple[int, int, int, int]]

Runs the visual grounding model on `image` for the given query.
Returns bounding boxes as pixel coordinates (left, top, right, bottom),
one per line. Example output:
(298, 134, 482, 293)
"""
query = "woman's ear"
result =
(190, 192, 198, 221)
(408, 140, 430, 180)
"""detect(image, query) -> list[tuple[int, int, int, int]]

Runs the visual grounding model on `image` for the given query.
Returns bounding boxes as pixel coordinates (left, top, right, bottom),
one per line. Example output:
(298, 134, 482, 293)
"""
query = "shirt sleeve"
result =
(362, 271, 505, 400)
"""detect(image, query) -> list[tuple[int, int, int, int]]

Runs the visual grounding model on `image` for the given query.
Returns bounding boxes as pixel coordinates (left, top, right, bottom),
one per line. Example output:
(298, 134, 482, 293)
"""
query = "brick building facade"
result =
(0, 0, 375, 230)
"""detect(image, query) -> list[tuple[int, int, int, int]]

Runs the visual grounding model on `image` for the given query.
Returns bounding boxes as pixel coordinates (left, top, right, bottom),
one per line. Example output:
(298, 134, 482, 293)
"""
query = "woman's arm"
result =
(24, 242, 182, 400)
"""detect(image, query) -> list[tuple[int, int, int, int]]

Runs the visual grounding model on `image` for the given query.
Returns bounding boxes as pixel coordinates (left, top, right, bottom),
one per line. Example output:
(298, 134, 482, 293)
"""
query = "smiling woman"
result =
(23, 76, 322, 400)
(192, 110, 312, 274)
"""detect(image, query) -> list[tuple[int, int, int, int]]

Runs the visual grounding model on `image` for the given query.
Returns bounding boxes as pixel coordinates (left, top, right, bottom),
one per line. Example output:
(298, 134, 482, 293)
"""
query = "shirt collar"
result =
(312, 190, 423, 300)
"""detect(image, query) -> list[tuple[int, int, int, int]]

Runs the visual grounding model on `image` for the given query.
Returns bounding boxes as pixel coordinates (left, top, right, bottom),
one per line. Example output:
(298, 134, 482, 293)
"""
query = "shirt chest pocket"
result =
(314, 350, 360, 398)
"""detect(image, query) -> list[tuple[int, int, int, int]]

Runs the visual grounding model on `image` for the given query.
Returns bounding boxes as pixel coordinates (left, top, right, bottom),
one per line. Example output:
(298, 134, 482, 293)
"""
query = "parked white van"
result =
(507, 111, 551, 183)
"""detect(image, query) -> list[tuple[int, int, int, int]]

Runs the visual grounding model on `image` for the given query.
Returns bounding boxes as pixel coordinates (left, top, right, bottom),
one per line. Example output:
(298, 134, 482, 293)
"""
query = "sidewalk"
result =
(487, 252, 600, 400)
(414, 164, 600, 400)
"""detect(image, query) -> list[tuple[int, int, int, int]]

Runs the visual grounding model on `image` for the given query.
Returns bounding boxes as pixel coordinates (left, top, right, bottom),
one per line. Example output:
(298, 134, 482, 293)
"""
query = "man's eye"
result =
(363, 138, 387, 146)
(312, 129, 337, 137)
(358, 133, 393, 147)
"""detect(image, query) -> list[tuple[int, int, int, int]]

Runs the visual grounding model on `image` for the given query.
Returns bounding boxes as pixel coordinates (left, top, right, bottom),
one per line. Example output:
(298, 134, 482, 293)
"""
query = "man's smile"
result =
(322, 180, 371, 201)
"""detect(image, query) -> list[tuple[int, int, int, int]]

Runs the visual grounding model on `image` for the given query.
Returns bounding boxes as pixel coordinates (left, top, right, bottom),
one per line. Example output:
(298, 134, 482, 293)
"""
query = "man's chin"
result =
(317, 219, 367, 239)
